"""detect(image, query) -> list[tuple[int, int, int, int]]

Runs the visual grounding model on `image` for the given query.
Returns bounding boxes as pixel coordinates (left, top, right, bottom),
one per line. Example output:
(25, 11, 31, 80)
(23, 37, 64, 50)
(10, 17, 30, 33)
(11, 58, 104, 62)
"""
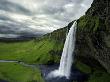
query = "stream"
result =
(0, 60, 37, 68)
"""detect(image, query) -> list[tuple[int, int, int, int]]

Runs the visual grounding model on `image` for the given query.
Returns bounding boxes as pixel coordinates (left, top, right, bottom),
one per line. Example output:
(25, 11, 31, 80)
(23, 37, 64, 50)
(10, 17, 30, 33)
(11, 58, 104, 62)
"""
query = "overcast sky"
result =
(0, 0, 93, 38)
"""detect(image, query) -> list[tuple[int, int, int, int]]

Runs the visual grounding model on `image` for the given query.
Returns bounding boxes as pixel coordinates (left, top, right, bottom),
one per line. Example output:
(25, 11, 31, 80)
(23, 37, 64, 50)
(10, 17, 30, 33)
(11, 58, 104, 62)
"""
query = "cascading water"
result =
(47, 21, 77, 79)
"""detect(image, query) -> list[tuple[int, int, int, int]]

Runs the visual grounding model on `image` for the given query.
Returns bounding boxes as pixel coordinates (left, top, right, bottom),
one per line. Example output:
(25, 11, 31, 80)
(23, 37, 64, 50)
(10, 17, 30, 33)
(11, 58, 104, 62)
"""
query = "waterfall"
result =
(47, 21, 77, 79)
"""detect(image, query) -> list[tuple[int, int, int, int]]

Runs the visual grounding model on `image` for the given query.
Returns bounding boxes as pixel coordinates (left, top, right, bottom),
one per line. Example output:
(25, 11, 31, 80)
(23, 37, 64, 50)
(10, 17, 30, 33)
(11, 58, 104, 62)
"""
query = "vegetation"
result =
(75, 10, 110, 82)
(88, 71, 110, 82)
(77, 15, 100, 32)
(75, 61, 91, 74)
(75, 60, 110, 82)
(0, 38, 63, 64)
(0, 62, 44, 82)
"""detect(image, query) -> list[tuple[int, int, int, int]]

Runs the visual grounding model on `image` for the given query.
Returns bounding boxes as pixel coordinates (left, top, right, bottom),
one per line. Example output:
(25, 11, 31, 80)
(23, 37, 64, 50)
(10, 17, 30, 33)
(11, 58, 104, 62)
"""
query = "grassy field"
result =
(0, 62, 44, 82)
(0, 38, 63, 64)
(0, 38, 61, 82)
(0, 30, 65, 82)
(0, 38, 63, 82)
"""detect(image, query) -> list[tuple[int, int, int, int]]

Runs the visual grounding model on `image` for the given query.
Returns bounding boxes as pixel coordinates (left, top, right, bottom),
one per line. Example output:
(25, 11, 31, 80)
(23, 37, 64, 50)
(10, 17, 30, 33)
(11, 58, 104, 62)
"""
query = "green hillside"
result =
(0, 39, 62, 64)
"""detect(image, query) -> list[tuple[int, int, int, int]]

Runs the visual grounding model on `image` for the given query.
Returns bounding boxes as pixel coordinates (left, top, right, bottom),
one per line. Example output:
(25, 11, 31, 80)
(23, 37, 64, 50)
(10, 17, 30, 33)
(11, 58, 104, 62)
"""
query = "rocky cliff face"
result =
(75, 0, 110, 73)
(86, 0, 110, 19)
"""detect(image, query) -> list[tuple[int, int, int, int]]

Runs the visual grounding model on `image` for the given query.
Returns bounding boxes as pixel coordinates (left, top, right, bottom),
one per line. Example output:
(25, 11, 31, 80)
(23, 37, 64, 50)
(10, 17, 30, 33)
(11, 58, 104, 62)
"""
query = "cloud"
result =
(0, 0, 31, 15)
(0, 34, 20, 38)
(0, 0, 93, 38)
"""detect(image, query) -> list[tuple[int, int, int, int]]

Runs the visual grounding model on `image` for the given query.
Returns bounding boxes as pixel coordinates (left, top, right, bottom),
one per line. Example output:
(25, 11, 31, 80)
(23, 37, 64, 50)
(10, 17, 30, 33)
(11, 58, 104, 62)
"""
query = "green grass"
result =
(75, 61, 92, 74)
(88, 71, 110, 82)
(0, 38, 63, 64)
(0, 62, 44, 82)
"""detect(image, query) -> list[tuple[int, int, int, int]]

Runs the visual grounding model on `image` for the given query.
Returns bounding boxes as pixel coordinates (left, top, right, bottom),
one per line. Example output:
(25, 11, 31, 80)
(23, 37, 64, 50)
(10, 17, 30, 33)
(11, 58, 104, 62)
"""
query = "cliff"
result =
(75, 0, 110, 73)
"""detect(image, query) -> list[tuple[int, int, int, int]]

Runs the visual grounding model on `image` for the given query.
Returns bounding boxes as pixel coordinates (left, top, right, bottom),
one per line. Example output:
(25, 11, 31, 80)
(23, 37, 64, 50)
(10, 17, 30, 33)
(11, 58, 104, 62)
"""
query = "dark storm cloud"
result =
(0, 0, 31, 15)
(0, 15, 12, 21)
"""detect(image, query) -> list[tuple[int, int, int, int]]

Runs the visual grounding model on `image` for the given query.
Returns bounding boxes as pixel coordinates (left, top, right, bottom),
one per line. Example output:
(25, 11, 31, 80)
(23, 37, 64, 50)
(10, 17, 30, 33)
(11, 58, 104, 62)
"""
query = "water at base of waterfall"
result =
(40, 64, 88, 82)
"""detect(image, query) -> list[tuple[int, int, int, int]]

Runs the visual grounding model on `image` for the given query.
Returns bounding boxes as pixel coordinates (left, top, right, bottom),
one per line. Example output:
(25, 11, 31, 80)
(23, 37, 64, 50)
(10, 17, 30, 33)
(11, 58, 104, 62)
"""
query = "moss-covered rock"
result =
(77, 15, 100, 32)
(71, 0, 110, 81)
(75, 0, 110, 74)
(88, 71, 110, 82)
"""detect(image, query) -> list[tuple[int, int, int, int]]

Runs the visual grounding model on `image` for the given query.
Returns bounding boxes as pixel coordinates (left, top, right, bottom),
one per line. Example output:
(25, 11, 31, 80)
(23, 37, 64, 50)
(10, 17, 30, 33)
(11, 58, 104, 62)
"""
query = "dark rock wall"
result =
(75, 0, 110, 73)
